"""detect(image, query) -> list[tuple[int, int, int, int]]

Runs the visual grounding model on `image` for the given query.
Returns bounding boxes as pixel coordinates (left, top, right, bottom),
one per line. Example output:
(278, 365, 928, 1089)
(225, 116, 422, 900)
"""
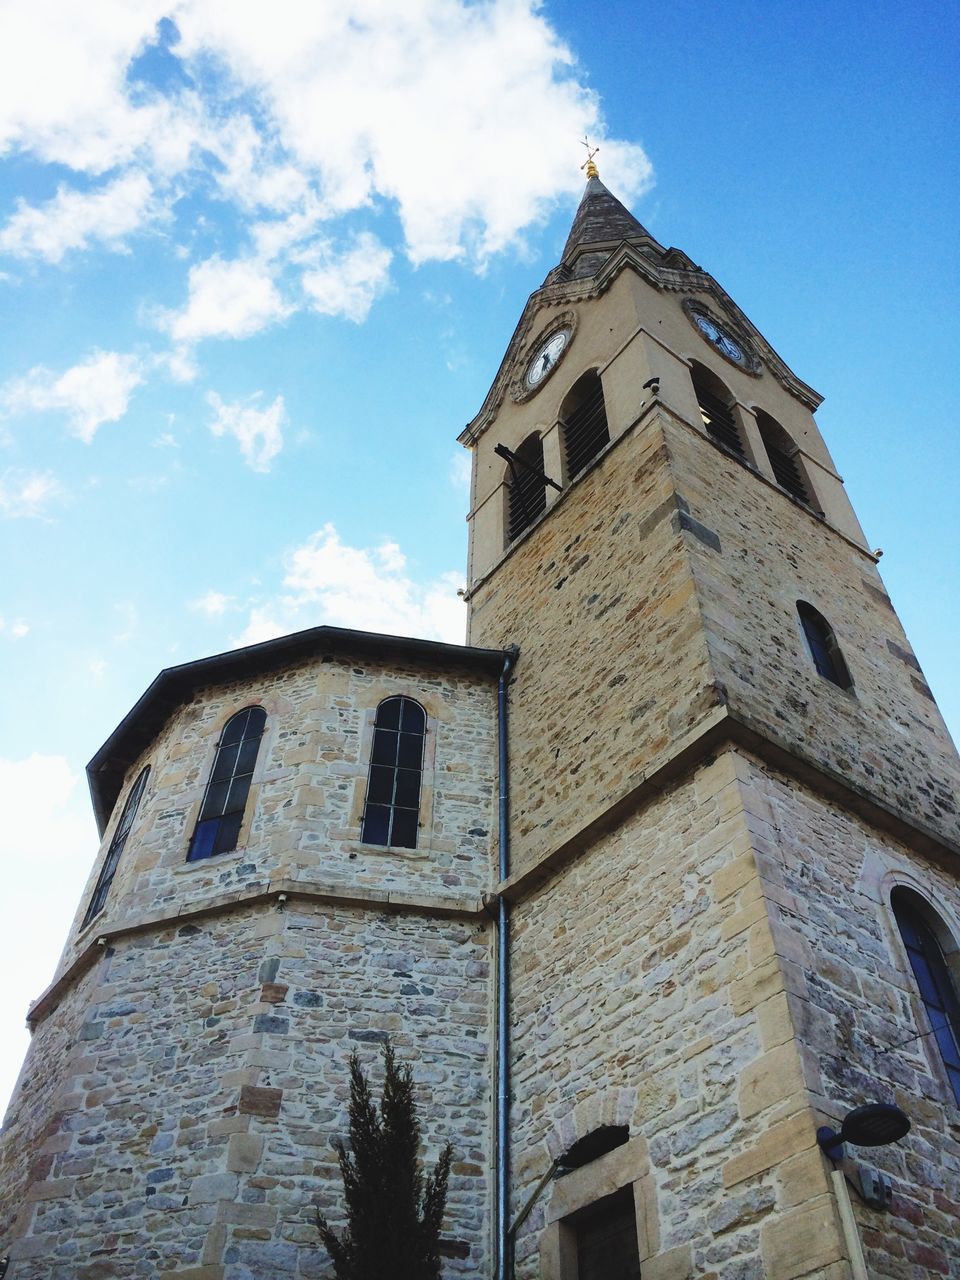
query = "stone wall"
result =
(507, 750, 851, 1280)
(1, 900, 493, 1278)
(736, 754, 960, 1278)
(469, 416, 721, 878)
(56, 652, 498, 979)
(663, 412, 960, 852)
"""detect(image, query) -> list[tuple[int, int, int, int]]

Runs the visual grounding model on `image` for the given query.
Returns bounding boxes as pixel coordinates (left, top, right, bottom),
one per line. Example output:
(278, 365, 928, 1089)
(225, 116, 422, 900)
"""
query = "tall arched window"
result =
(797, 601, 853, 690)
(755, 410, 813, 505)
(506, 432, 547, 543)
(187, 706, 266, 862)
(83, 765, 150, 927)
(560, 371, 609, 479)
(892, 889, 960, 1103)
(691, 363, 745, 458)
(361, 696, 426, 849)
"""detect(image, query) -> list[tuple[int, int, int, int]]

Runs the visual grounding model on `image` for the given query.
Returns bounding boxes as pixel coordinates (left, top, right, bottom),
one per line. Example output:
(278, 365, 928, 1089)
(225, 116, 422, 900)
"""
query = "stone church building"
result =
(2, 168, 959, 1279)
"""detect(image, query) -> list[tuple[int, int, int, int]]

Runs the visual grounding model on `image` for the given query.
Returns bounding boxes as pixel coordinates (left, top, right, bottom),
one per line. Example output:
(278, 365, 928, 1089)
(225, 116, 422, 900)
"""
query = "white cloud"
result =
(0, 2, 652, 337)
(1, 351, 143, 442)
(0, 468, 62, 518)
(300, 233, 393, 323)
(235, 522, 465, 646)
(164, 256, 292, 342)
(191, 589, 235, 617)
(207, 390, 285, 472)
(0, 616, 29, 639)
(0, 172, 155, 263)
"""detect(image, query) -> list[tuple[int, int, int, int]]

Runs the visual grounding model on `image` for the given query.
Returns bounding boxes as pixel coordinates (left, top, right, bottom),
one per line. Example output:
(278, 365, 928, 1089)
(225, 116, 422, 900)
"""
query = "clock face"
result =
(525, 328, 570, 389)
(693, 312, 746, 365)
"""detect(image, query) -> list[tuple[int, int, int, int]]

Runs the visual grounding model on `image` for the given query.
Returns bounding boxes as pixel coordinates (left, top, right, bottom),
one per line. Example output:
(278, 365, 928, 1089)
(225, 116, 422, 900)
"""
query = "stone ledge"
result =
(26, 878, 486, 1029)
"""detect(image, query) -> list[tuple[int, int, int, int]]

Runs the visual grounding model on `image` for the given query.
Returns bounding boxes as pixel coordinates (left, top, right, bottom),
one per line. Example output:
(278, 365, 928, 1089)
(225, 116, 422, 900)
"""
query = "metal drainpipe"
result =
(495, 645, 519, 1280)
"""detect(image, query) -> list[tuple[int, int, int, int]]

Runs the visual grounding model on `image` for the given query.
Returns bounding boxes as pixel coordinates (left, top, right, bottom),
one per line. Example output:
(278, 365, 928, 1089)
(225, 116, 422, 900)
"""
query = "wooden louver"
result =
(697, 389, 744, 457)
(562, 375, 610, 479)
(507, 435, 548, 542)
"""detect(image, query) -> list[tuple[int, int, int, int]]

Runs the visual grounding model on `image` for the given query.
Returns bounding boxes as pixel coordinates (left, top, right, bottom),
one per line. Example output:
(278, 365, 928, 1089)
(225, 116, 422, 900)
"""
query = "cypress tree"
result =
(318, 1041, 453, 1280)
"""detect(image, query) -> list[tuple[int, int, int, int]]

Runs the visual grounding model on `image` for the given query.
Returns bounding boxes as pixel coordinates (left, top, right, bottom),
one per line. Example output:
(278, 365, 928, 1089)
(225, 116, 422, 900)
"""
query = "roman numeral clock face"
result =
(525, 328, 570, 389)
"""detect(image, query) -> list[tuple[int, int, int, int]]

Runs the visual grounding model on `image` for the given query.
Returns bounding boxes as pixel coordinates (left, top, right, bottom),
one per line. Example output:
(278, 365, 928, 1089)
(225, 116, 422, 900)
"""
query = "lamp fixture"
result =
(817, 1102, 910, 1163)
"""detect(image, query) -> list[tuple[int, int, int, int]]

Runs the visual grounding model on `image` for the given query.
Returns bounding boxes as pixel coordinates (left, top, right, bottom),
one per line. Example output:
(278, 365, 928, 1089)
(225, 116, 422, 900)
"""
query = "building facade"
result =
(1, 173, 959, 1279)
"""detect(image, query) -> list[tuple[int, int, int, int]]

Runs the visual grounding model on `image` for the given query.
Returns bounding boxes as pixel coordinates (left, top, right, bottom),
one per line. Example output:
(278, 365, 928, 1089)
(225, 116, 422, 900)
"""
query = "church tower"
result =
(463, 164, 960, 1276)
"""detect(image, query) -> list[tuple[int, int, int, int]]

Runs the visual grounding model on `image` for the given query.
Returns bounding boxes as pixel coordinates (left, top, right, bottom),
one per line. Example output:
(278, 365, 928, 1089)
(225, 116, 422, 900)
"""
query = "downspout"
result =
(495, 644, 519, 1280)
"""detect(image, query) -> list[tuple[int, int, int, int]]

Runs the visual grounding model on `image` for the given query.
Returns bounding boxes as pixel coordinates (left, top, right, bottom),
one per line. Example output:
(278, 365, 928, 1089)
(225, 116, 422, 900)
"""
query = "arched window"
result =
(797, 601, 853, 689)
(361, 696, 426, 849)
(187, 706, 266, 862)
(506, 432, 547, 543)
(560, 371, 609, 479)
(892, 889, 960, 1103)
(691, 362, 745, 458)
(755, 410, 813, 505)
(83, 765, 150, 927)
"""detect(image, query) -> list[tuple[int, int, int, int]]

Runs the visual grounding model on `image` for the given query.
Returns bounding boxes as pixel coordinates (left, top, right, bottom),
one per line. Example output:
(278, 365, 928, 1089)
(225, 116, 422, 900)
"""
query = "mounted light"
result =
(817, 1103, 910, 1162)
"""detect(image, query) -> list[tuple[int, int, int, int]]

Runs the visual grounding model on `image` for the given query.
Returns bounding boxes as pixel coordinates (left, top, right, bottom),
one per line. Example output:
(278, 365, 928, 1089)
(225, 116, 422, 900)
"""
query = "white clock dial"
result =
(526, 329, 570, 388)
(694, 313, 746, 365)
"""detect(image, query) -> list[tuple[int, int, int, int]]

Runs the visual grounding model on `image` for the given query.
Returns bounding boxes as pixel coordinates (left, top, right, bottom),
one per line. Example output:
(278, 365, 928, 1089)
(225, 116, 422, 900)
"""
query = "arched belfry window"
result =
(560, 371, 609, 479)
(691, 363, 745, 458)
(361, 696, 426, 849)
(756, 410, 813, 505)
(82, 765, 150, 927)
(797, 602, 852, 689)
(187, 706, 266, 862)
(891, 889, 960, 1103)
(506, 432, 547, 543)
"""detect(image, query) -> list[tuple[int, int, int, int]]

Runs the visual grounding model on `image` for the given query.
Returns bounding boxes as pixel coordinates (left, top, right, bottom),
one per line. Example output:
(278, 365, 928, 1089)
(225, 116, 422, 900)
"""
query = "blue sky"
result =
(0, 0, 957, 1112)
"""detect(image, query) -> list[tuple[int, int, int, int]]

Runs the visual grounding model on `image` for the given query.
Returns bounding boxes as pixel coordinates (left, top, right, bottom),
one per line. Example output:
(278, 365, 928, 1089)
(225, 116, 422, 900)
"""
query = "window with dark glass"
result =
(187, 706, 266, 862)
(83, 765, 150, 927)
(506, 433, 547, 543)
(756, 410, 812, 505)
(691, 363, 745, 458)
(561, 371, 609, 479)
(797, 601, 853, 689)
(361, 696, 426, 850)
(892, 890, 960, 1104)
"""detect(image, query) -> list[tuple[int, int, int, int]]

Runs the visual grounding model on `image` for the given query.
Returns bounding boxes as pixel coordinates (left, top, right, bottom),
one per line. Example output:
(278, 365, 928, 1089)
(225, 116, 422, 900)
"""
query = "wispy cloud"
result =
(207, 390, 285, 472)
(1, 351, 143, 442)
(162, 257, 292, 343)
(0, 468, 62, 518)
(0, 172, 156, 263)
(0, 617, 29, 639)
(190, 589, 235, 618)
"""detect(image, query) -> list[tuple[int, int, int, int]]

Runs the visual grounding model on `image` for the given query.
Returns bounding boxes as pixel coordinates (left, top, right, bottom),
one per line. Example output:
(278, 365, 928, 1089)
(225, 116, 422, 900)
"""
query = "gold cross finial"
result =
(580, 136, 600, 180)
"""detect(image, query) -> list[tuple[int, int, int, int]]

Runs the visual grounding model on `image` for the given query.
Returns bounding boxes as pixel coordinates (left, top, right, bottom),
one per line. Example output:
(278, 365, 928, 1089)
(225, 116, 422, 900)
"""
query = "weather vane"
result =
(580, 136, 600, 179)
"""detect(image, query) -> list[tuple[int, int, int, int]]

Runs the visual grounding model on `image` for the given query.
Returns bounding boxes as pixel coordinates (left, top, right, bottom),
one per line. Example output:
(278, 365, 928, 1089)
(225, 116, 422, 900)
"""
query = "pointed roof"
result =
(560, 174, 653, 262)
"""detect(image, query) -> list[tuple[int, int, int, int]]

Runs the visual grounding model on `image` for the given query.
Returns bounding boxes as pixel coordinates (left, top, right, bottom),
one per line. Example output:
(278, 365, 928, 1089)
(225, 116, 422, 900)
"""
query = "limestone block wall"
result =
(469, 417, 721, 877)
(737, 755, 960, 1278)
(661, 413, 960, 849)
(1, 899, 493, 1278)
(57, 653, 498, 978)
(508, 750, 851, 1280)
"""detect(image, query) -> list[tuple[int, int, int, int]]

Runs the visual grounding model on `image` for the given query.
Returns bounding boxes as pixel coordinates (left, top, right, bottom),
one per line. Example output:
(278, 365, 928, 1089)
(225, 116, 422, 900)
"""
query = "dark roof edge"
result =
(86, 624, 509, 835)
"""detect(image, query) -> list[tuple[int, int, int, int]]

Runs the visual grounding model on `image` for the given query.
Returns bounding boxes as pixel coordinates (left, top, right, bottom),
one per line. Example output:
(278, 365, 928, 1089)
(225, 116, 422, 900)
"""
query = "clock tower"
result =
(463, 170, 960, 1276)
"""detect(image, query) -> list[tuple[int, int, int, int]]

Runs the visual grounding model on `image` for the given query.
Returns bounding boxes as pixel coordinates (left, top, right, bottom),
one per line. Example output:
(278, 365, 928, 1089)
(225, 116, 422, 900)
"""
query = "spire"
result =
(559, 174, 653, 266)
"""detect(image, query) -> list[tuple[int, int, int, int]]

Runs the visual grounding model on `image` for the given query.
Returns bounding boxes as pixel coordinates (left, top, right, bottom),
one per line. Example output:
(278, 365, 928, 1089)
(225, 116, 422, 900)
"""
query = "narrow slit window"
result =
(561, 371, 609, 479)
(83, 765, 150, 927)
(187, 706, 266, 862)
(361, 696, 426, 849)
(692, 364, 745, 458)
(892, 891, 960, 1104)
(797, 601, 852, 689)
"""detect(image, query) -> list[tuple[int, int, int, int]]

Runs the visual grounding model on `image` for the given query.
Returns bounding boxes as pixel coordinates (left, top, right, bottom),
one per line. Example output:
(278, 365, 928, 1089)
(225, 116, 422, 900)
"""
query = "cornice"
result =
(459, 242, 822, 448)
